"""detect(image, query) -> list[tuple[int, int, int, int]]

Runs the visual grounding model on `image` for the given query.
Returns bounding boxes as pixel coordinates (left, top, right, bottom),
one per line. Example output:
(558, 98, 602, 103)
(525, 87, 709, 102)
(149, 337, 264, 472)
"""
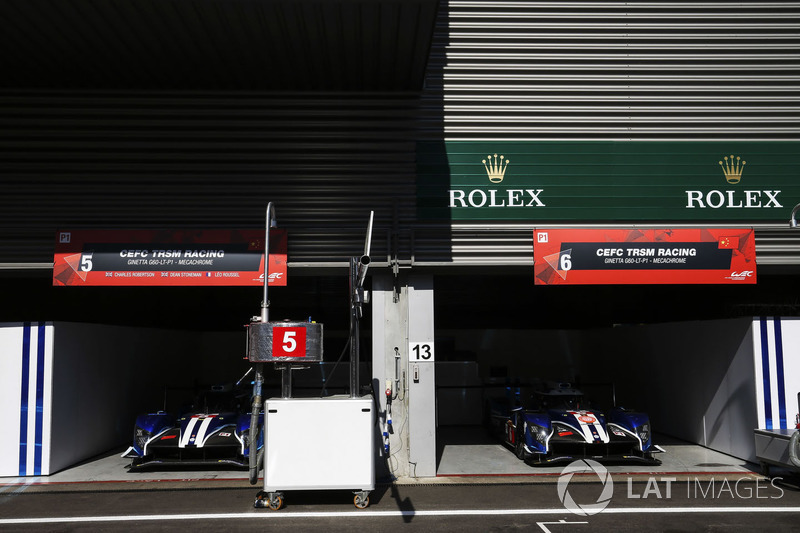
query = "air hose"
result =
(249, 364, 264, 485)
(789, 430, 800, 469)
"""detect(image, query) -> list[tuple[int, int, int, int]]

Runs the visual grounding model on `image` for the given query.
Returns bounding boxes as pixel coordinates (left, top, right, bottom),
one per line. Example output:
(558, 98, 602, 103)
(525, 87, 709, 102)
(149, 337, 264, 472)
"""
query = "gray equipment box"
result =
(248, 321, 323, 363)
(754, 428, 800, 475)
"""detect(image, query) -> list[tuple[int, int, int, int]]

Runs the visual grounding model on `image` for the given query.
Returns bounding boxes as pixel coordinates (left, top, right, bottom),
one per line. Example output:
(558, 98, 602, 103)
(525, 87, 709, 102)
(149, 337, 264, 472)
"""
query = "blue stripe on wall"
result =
(19, 322, 31, 476)
(34, 323, 45, 475)
(774, 318, 787, 430)
(760, 316, 773, 430)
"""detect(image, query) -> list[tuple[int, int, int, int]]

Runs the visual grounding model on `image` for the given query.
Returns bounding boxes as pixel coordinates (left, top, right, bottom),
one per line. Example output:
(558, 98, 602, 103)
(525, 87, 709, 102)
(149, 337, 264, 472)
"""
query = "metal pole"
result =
(281, 365, 292, 399)
(261, 202, 277, 324)
(791, 203, 800, 228)
(350, 256, 359, 398)
(349, 211, 374, 399)
(251, 202, 276, 484)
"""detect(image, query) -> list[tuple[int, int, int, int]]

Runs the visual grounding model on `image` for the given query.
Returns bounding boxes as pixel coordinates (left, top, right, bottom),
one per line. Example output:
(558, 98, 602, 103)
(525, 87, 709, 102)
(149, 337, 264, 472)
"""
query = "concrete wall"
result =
(48, 323, 187, 474)
(436, 328, 584, 383)
(581, 319, 758, 462)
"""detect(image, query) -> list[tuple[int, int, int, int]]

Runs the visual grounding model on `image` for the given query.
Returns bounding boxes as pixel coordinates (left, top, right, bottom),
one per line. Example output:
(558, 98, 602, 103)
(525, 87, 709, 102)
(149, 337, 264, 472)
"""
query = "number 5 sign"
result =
(409, 342, 435, 362)
(273, 327, 307, 358)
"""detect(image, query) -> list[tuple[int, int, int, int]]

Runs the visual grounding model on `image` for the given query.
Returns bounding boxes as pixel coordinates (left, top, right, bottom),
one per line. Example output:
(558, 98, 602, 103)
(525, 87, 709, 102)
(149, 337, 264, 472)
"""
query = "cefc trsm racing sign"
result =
(533, 228, 756, 285)
(53, 229, 287, 287)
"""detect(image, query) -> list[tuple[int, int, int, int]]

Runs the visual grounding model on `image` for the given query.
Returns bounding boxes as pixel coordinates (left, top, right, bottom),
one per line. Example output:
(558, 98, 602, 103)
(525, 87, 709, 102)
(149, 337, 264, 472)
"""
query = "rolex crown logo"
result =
(483, 154, 509, 184)
(719, 154, 745, 184)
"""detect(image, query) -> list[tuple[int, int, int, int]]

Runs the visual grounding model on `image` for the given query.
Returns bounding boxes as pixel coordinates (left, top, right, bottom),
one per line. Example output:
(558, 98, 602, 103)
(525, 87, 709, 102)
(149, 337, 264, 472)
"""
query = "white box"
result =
(264, 396, 375, 491)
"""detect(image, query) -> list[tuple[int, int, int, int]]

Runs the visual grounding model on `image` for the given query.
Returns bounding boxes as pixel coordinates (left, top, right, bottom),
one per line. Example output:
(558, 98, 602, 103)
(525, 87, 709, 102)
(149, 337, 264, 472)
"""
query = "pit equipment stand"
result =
(754, 392, 800, 477)
(248, 204, 375, 510)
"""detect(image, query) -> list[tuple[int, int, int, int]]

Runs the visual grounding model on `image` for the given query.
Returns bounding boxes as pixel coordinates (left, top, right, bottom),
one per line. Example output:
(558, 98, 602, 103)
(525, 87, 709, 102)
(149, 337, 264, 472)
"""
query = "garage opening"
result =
(0, 271, 366, 478)
(432, 273, 800, 476)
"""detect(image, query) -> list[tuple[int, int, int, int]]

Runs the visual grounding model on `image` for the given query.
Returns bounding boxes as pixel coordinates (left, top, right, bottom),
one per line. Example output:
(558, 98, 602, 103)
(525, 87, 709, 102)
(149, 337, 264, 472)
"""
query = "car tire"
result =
(515, 421, 527, 460)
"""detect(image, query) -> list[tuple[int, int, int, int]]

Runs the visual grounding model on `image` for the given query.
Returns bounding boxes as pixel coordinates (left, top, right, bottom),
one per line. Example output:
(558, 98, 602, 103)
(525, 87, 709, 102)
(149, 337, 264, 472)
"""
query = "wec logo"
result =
(254, 272, 284, 282)
(725, 270, 754, 281)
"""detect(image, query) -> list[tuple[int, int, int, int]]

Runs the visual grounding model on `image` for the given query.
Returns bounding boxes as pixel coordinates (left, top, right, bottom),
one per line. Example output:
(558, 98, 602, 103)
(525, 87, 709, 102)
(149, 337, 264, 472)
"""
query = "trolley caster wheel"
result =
(354, 492, 370, 509)
(254, 491, 269, 509)
(268, 494, 284, 511)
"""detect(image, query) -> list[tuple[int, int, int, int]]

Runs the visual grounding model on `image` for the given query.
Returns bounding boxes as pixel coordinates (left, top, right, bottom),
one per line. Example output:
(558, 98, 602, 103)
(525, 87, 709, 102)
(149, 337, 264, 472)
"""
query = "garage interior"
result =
(5, 265, 800, 480)
(430, 272, 800, 475)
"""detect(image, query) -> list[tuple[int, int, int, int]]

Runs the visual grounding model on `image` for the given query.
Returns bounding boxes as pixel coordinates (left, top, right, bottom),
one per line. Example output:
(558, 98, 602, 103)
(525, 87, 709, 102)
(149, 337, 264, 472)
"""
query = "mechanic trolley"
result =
(246, 203, 375, 510)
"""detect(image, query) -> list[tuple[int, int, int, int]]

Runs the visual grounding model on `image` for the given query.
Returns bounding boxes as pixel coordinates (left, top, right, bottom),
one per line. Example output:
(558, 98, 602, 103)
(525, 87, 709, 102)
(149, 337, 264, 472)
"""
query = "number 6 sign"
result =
(273, 327, 307, 358)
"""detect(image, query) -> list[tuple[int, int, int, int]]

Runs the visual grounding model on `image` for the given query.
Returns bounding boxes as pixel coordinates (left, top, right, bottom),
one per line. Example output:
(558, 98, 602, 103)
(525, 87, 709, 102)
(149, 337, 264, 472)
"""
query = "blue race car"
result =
(486, 382, 662, 465)
(122, 382, 263, 470)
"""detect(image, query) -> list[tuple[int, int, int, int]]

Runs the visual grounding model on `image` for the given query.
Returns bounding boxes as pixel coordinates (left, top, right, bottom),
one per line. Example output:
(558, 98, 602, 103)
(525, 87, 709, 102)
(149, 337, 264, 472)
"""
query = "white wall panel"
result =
(752, 317, 800, 432)
(0, 322, 250, 477)
(0, 323, 53, 477)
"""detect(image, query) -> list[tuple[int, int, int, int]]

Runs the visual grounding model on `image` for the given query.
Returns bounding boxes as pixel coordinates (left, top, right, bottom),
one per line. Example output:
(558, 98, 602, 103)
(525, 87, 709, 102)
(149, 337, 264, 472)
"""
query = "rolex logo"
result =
(719, 154, 745, 184)
(449, 152, 544, 209)
(483, 154, 509, 184)
(686, 154, 780, 209)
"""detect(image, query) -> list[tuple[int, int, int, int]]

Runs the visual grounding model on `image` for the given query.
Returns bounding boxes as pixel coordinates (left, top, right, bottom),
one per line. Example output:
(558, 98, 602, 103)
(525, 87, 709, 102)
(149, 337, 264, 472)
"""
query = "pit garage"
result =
(0, 273, 364, 479)
(430, 274, 800, 478)
(4, 269, 799, 483)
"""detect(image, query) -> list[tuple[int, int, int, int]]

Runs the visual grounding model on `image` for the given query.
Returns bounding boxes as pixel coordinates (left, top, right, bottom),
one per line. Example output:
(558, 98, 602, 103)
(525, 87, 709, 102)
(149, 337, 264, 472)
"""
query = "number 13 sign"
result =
(273, 327, 307, 358)
(409, 342, 435, 362)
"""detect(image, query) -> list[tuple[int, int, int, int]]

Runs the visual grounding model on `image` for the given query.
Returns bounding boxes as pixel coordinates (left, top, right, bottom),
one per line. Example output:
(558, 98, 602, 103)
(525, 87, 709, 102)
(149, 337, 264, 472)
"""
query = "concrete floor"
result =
(435, 427, 758, 477)
(0, 428, 759, 488)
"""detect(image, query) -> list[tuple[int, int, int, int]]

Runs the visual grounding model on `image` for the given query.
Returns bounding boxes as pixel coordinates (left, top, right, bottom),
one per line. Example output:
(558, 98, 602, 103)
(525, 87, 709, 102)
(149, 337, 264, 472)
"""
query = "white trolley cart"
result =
(246, 204, 375, 510)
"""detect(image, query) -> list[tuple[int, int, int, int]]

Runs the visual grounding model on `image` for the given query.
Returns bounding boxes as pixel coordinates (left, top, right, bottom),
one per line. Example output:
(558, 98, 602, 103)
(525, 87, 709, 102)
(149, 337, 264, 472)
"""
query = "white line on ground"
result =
(2, 507, 800, 524)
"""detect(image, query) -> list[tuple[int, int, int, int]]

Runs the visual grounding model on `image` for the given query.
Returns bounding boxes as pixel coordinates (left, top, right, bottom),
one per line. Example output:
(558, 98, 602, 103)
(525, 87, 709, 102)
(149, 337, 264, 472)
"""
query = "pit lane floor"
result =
(2, 472, 800, 532)
(3, 430, 800, 532)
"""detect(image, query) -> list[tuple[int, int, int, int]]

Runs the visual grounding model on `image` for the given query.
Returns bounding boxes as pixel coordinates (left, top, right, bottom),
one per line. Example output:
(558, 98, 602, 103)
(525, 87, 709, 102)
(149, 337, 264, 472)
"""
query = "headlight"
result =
(529, 424, 549, 444)
(134, 427, 151, 450)
(637, 423, 650, 444)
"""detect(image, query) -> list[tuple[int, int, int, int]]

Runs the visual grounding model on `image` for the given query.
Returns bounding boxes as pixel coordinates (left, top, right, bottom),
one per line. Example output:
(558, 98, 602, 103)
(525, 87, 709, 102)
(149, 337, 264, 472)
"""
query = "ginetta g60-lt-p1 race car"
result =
(122, 383, 263, 470)
(487, 382, 663, 465)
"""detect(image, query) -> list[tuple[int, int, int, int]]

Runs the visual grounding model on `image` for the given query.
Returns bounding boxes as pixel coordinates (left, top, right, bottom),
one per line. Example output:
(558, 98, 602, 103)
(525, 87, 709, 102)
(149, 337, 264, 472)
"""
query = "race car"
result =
(122, 382, 263, 470)
(486, 382, 662, 465)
